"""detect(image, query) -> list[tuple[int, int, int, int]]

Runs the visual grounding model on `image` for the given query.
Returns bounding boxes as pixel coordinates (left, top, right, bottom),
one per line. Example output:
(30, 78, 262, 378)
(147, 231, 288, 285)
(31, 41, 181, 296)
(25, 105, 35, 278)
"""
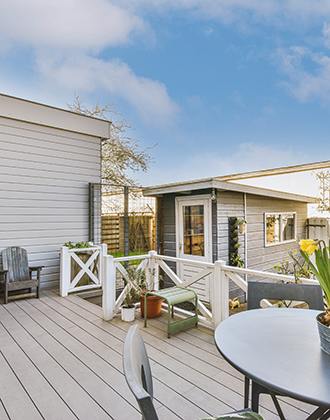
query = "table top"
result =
(214, 308, 330, 407)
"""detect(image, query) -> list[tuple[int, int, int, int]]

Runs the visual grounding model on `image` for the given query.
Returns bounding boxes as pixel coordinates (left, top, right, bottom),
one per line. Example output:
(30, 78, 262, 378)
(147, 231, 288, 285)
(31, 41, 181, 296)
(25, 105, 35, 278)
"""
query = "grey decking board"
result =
(46, 296, 283, 419)
(0, 294, 315, 419)
(30, 296, 185, 419)
(0, 398, 10, 420)
(0, 322, 76, 420)
(5, 302, 134, 420)
(0, 305, 110, 420)
(40, 297, 216, 419)
(0, 351, 43, 420)
(20, 299, 140, 413)
(52, 294, 312, 418)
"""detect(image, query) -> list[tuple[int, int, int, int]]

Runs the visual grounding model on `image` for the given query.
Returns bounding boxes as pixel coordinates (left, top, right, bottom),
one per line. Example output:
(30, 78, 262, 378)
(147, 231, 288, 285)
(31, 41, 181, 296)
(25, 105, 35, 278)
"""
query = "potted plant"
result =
(139, 267, 163, 319)
(237, 218, 247, 235)
(121, 288, 136, 322)
(64, 241, 96, 286)
(124, 266, 163, 319)
(300, 239, 330, 355)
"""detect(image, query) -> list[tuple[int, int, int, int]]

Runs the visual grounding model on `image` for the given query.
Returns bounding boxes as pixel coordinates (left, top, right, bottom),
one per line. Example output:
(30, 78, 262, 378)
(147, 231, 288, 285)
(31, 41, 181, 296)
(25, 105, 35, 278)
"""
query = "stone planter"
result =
(121, 306, 135, 322)
(317, 312, 330, 356)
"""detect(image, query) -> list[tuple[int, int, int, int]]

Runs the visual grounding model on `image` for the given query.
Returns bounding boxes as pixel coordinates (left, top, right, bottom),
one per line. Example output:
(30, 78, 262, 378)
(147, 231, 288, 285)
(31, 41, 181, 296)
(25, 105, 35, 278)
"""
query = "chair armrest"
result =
(29, 266, 44, 271)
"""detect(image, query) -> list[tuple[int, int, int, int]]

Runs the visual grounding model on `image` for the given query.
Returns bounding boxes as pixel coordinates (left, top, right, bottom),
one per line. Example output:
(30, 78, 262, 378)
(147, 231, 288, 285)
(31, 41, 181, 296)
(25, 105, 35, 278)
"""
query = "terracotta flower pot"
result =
(140, 294, 163, 319)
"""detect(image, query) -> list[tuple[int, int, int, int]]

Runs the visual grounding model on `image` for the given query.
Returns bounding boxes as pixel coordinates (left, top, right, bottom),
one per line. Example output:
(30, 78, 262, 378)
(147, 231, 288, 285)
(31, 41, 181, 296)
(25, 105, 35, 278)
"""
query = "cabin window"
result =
(265, 212, 296, 246)
(183, 204, 205, 256)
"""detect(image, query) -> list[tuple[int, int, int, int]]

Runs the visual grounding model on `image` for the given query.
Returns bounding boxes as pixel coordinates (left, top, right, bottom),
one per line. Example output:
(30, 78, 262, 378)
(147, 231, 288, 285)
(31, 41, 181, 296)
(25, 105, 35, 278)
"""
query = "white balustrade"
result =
(60, 244, 107, 296)
(97, 250, 319, 328)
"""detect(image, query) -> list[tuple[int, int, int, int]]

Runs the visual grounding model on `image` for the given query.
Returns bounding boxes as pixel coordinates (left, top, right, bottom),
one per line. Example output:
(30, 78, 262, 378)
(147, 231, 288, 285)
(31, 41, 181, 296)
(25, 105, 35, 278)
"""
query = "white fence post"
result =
(60, 246, 70, 297)
(146, 250, 159, 290)
(102, 255, 116, 321)
(212, 260, 229, 327)
(99, 243, 108, 285)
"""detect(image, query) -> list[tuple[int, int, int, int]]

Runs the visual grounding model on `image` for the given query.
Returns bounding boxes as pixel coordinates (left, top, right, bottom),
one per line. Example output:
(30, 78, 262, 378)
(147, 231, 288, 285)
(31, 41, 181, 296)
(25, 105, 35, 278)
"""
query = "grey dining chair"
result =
(244, 281, 324, 419)
(123, 325, 263, 420)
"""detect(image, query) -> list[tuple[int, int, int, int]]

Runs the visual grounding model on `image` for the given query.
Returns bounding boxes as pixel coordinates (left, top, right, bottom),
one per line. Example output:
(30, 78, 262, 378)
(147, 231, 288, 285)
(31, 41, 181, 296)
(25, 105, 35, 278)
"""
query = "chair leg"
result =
(251, 381, 260, 413)
(4, 283, 8, 304)
(36, 285, 40, 299)
(270, 394, 286, 420)
(144, 294, 148, 328)
(168, 305, 172, 338)
(244, 376, 250, 408)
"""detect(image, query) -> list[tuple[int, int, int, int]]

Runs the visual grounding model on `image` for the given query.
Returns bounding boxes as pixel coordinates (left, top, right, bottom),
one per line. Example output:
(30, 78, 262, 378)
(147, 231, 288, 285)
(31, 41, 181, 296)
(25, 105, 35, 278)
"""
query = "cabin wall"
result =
(0, 116, 102, 289)
(217, 190, 308, 299)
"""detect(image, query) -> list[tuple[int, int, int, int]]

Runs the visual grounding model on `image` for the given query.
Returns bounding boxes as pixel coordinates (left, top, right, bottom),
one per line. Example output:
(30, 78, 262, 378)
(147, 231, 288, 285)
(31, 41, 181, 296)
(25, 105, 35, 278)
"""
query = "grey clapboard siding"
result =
(0, 117, 101, 289)
(217, 191, 308, 299)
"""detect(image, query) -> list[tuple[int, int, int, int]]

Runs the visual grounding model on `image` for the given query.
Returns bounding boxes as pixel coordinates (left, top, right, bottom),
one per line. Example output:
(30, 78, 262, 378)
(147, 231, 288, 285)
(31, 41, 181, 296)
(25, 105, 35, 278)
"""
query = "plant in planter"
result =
(300, 239, 330, 354)
(139, 267, 164, 319)
(237, 218, 247, 235)
(63, 241, 96, 286)
(121, 288, 137, 322)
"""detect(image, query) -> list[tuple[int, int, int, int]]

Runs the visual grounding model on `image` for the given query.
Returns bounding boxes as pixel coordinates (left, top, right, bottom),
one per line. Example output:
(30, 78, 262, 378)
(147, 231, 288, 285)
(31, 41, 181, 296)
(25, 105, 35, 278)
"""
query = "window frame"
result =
(264, 211, 297, 247)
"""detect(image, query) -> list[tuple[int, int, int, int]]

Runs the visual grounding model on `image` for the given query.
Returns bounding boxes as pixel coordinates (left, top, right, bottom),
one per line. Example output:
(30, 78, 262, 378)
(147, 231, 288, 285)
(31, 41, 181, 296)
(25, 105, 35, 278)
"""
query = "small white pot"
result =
(238, 223, 247, 235)
(121, 306, 135, 322)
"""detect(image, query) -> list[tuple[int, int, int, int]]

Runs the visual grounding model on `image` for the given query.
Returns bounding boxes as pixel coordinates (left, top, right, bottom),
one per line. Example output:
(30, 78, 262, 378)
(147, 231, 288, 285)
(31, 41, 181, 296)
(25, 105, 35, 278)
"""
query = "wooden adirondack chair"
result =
(1, 247, 43, 304)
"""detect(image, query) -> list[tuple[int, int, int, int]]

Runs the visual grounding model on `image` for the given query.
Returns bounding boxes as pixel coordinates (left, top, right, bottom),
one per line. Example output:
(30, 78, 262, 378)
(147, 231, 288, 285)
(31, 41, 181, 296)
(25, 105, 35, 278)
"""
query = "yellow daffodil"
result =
(299, 239, 318, 255)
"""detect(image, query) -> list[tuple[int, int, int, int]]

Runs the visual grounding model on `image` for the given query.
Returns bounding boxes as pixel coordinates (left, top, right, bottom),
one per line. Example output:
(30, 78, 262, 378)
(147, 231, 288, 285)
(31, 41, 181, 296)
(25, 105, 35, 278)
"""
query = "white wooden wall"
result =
(0, 116, 102, 289)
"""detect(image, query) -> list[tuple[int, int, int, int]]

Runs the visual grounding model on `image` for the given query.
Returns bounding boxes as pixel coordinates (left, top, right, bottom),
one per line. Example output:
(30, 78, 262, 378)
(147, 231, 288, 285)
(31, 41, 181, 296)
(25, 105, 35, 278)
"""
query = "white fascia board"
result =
(0, 93, 111, 138)
(143, 178, 317, 203)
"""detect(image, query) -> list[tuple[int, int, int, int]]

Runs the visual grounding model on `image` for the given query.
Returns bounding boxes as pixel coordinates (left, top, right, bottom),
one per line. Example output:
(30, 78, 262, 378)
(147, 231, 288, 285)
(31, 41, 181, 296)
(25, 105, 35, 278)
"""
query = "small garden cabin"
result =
(143, 178, 317, 301)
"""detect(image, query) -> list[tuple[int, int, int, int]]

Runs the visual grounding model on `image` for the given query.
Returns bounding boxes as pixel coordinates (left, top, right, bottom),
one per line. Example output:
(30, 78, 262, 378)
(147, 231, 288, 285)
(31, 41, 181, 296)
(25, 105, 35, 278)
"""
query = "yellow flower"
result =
(299, 239, 318, 255)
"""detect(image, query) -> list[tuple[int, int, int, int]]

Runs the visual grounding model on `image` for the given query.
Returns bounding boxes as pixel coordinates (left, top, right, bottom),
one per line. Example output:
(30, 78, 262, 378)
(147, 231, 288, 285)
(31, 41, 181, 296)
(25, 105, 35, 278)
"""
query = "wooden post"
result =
(60, 246, 70, 297)
(102, 255, 116, 321)
(123, 186, 129, 256)
(212, 260, 228, 327)
(147, 250, 159, 291)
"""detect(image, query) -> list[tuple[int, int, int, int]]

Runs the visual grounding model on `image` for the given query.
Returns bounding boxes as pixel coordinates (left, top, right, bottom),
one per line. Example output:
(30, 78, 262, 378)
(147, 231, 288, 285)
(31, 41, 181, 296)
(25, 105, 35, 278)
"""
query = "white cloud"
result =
(117, 0, 330, 26)
(323, 22, 330, 48)
(0, 0, 146, 50)
(0, 0, 180, 123)
(276, 46, 330, 102)
(36, 53, 179, 123)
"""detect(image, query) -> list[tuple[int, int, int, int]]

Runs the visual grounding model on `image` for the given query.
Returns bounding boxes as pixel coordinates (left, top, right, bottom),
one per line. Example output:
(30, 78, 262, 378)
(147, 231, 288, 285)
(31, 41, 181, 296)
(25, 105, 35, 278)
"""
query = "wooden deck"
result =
(0, 292, 315, 420)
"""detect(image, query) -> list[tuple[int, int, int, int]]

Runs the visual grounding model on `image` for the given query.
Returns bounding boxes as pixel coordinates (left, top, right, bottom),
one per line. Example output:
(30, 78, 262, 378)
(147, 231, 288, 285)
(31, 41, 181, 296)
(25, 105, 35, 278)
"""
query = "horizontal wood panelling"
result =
(0, 116, 101, 288)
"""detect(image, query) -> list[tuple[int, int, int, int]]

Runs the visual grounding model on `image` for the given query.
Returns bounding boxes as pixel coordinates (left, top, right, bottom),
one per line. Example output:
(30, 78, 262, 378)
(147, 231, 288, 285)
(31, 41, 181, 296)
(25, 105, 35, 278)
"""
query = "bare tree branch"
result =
(68, 95, 150, 186)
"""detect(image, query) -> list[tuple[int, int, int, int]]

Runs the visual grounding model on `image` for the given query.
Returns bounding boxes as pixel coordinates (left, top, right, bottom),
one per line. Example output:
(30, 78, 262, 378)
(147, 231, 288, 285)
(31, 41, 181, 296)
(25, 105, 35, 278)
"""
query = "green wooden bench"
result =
(144, 287, 198, 338)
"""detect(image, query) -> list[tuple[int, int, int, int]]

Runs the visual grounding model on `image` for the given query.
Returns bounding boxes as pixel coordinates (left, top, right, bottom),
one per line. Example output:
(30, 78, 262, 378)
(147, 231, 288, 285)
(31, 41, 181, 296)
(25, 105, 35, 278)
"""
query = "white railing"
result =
(101, 250, 319, 328)
(60, 244, 107, 296)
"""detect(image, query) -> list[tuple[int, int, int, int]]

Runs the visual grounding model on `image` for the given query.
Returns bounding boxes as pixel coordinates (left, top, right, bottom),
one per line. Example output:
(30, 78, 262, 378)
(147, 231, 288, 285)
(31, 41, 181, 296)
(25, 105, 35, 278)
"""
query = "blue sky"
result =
(0, 1, 329, 189)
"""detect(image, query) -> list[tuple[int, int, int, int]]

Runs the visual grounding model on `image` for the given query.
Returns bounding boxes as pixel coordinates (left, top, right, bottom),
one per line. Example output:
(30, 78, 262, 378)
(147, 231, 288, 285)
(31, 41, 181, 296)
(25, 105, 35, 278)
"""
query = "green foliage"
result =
(229, 253, 244, 268)
(122, 266, 146, 308)
(301, 240, 330, 310)
(64, 241, 93, 249)
(273, 250, 313, 282)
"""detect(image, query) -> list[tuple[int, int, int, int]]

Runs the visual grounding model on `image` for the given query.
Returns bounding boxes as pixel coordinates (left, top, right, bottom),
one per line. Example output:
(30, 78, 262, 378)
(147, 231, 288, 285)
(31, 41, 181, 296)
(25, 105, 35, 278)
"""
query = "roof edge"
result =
(143, 178, 318, 203)
(0, 93, 111, 138)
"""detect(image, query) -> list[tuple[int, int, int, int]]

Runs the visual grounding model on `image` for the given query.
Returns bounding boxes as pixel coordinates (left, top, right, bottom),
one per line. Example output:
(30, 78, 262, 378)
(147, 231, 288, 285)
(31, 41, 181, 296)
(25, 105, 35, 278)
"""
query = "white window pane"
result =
(281, 214, 295, 241)
(266, 215, 280, 244)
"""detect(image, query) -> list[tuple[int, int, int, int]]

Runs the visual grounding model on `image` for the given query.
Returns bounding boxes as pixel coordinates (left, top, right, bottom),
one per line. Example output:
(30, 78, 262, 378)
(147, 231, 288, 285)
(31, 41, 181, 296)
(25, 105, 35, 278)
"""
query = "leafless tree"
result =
(316, 170, 330, 212)
(68, 96, 150, 186)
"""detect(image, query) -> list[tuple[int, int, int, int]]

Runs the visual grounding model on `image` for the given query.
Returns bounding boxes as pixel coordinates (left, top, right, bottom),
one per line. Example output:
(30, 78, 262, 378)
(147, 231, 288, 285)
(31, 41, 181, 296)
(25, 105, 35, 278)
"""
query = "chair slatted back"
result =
(247, 281, 324, 311)
(1, 247, 30, 283)
(123, 325, 158, 420)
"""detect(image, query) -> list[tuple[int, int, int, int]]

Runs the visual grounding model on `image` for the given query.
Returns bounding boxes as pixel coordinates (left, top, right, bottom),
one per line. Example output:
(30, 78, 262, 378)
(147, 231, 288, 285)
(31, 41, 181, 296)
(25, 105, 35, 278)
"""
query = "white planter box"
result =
(121, 306, 136, 322)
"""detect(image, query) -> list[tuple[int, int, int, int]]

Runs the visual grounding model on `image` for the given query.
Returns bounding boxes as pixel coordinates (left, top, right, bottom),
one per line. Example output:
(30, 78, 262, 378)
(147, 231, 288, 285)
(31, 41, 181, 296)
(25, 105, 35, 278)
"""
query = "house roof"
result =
(143, 177, 318, 203)
(0, 93, 111, 138)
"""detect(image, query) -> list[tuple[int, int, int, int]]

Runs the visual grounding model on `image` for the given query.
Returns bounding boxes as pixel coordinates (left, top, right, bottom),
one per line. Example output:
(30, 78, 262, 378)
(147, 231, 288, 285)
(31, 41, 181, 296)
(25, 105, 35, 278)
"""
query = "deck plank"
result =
(0, 304, 110, 420)
(0, 322, 76, 420)
(0, 351, 42, 420)
(0, 293, 316, 420)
